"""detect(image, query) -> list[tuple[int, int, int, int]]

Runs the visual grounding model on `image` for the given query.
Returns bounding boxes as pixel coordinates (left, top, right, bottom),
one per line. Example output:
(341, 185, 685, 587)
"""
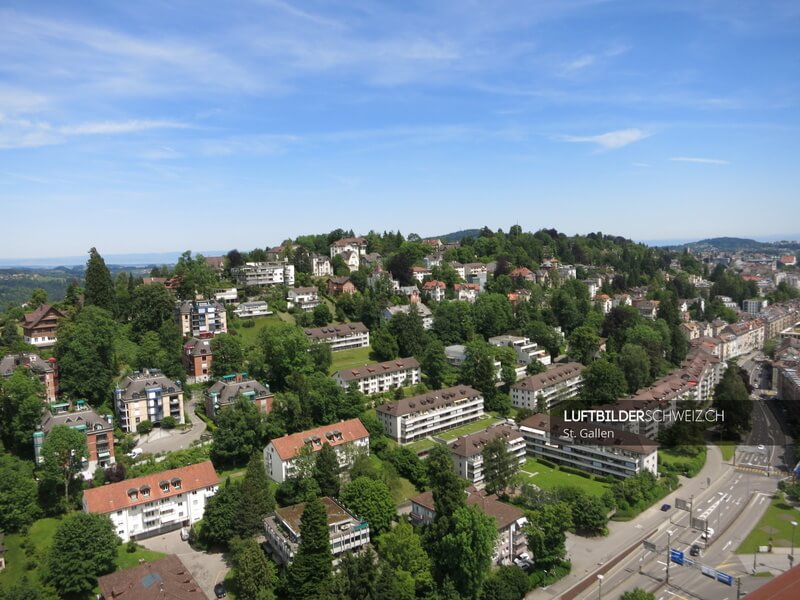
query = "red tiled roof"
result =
(422, 280, 446, 290)
(744, 563, 800, 599)
(269, 418, 369, 461)
(83, 461, 219, 514)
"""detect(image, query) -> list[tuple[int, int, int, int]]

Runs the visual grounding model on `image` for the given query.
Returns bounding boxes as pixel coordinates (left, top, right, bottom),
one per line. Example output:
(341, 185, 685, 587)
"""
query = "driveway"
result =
(136, 390, 208, 455)
(138, 530, 229, 599)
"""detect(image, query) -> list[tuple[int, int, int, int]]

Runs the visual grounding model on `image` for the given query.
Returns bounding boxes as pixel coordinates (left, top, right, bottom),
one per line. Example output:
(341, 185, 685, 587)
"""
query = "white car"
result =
(701, 528, 715, 540)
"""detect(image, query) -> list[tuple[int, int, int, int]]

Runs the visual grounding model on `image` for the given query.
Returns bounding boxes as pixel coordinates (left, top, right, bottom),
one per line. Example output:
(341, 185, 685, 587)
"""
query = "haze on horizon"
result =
(1, 0, 798, 258)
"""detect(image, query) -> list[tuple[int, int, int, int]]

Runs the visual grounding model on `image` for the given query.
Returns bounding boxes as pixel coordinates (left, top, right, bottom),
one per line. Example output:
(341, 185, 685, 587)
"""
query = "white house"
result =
(232, 262, 296, 287)
(510, 362, 584, 411)
(382, 304, 433, 330)
(449, 426, 526, 485)
(488, 335, 551, 366)
(333, 358, 421, 395)
(82, 461, 219, 542)
(422, 280, 447, 302)
(234, 301, 272, 318)
(304, 323, 370, 351)
(287, 287, 320, 311)
(311, 255, 333, 277)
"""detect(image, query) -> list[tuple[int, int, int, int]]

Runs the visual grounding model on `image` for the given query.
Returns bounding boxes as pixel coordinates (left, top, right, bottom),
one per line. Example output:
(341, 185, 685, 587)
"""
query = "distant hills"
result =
(665, 237, 800, 252)
(0, 251, 227, 268)
(434, 229, 482, 243)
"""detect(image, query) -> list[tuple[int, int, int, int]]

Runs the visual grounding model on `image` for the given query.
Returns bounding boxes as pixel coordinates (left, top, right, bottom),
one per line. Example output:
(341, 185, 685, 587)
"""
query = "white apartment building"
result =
(382, 304, 433, 330)
(376, 385, 484, 444)
(287, 287, 321, 311)
(454, 283, 480, 303)
(333, 357, 421, 395)
(82, 461, 219, 542)
(311, 255, 333, 277)
(449, 261, 466, 280)
(263, 418, 370, 483)
(488, 335, 551, 366)
(176, 298, 227, 337)
(411, 266, 432, 282)
(519, 414, 658, 479)
(743, 298, 768, 315)
(422, 280, 447, 302)
(510, 362, 585, 411)
(213, 287, 238, 304)
(114, 369, 185, 432)
(304, 322, 370, 352)
(449, 426, 526, 485)
(233, 301, 272, 318)
(330, 237, 368, 258)
(232, 262, 296, 287)
(264, 497, 370, 566)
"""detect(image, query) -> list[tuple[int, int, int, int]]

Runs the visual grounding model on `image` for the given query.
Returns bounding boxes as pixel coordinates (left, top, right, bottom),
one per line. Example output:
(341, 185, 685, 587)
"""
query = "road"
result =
(136, 390, 208, 455)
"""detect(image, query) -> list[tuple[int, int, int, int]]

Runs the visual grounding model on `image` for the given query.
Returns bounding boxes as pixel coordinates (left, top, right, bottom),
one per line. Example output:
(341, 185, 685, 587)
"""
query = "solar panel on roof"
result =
(141, 572, 162, 588)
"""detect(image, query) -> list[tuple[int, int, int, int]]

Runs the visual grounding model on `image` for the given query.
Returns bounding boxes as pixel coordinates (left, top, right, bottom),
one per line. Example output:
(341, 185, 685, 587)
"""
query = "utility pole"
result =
(666, 530, 674, 585)
(737, 577, 742, 600)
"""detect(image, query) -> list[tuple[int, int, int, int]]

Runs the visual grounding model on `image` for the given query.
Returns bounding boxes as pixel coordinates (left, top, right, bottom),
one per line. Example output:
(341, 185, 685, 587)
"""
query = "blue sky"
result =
(1, 0, 798, 258)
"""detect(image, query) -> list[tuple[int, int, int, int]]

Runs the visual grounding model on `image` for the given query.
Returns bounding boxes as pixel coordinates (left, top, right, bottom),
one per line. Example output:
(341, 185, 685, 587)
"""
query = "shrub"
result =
(242, 319, 255, 328)
(560, 465, 592, 479)
(161, 416, 177, 429)
(537, 458, 557, 469)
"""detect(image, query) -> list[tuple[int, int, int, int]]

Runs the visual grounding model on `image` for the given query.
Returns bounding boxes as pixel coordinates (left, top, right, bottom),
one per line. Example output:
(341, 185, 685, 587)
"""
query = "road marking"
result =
(759, 496, 766, 505)
(730, 485, 735, 490)
(723, 541, 732, 551)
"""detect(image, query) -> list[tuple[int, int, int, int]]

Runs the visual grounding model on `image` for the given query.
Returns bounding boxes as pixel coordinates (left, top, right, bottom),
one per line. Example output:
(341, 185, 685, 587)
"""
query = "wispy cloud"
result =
(558, 128, 651, 149)
(670, 156, 729, 165)
(60, 120, 188, 135)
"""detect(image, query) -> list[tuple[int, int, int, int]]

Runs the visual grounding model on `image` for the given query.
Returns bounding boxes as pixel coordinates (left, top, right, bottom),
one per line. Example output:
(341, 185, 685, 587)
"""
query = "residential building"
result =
(449, 426, 526, 485)
(340, 250, 360, 271)
(454, 282, 480, 303)
(304, 322, 370, 351)
(22, 304, 64, 347)
(411, 266, 432, 282)
(424, 253, 443, 269)
(34, 401, 115, 475)
(464, 263, 488, 278)
(263, 418, 369, 483)
(233, 300, 271, 318)
(488, 335, 551, 366)
(612, 294, 632, 308)
(582, 280, 599, 298)
(83, 461, 219, 542)
(204, 255, 225, 275)
(632, 299, 660, 320)
(330, 237, 368, 258)
(204, 373, 273, 420)
(779, 255, 798, 267)
(232, 261, 295, 287)
(410, 488, 528, 565)
(519, 414, 658, 479)
(376, 385, 484, 444)
(422, 280, 447, 302)
(1, 352, 58, 401)
(114, 369, 185, 432)
(328, 276, 356, 296)
(444, 344, 503, 381)
(264, 496, 370, 566)
(382, 303, 433, 329)
(510, 266, 535, 282)
(467, 270, 488, 292)
(399, 285, 421, 303)
(182, 338, 213, 384)
(367, 266, 400, 292)
(449, 261, 466, 280)
(510, 362, 585, 411)
(333, 358, 421, 395)
(594, 294, 613, 314)
(312, 254, 333, 277)
(98, 555, 206, 600)
(213, 287, 238, 304)
(176, 298, 227, 338)
(743, 298, 768, 315)
(287, 286, 321, 311)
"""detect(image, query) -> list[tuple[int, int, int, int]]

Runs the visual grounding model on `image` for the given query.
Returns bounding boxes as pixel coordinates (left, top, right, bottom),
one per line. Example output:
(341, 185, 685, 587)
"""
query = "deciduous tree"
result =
(0, 453, 40, 532)
(211, 396, 265, 469)
(340, 476, 396, 534)
(482, 437, 518, 497)
(0, 368, 44, 456)
(211, 333, 244, 377)
(39, 424, 87, 509)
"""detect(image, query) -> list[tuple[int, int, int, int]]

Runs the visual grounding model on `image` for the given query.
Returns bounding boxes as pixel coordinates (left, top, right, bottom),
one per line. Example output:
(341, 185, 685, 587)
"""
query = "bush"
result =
(537, 458, 557, 469)
(594, 475, 618, 484)
(161, 416, 177, 429)
(242, 319, 255, 328)
(559, 465, 592, 479)
(126, 540, 137, 553)
(136, 420, 153, 435)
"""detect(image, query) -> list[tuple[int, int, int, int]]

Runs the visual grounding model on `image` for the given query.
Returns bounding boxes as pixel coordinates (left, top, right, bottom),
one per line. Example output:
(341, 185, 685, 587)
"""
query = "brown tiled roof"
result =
(23, 304, 63, 327)
(269, 418, 369, 461)
(743, 562, 800, 599)
(511, 362, 585, 392)
(304, 322, 368, 340)
(98, 555, 208, 600)
(332, 237, 367, 247)
(205, 256, 225, 269)
(83, 461, 219, 514)
(422, 280, 446, 290)
(334, 357, 420, 382)
(449, 426, 523, 458)
(411, 490, 524, 529)
(376, 385, 482, 417)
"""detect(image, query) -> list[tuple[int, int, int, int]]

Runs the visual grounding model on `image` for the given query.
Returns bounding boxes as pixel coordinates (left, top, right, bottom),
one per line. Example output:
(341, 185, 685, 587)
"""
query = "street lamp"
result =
(666, 530, 674, 584)
(791, 521, 798, 569)
(597, 574, 604, 600)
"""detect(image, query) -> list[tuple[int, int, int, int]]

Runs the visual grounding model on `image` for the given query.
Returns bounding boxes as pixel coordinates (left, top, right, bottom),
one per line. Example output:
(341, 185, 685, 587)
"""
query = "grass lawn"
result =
(736, 493, 800, 553)
(437, 416, 503, 441)
(233, 315, 288, 349)
(519, 457, 611, 497)
(406, 438, 438, 454)
(717, 441, 736, 461)
(329, 346, 374, 373)
(114, 544, 166, 570)
(0, 517, 61, 587)
(659, 446, 707, 477)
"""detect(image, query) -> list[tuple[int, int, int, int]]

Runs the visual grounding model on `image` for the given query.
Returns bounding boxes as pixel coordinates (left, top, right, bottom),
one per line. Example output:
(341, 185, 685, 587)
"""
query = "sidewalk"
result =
(527, 444, 728, 599)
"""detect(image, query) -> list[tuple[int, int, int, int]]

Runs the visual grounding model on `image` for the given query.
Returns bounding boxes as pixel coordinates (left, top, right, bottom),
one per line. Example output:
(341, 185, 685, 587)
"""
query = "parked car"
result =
(690, 544, 701, 556)
(660, 503, 671, 511)
(214, 583, 226, 598)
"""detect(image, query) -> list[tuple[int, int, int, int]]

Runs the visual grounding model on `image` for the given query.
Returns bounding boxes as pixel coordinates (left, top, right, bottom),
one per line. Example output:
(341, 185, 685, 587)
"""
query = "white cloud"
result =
(558, 128, 650, 149)
(563, 54, 596, 72)
(59, 120, 187, 135)
(670, 156, 729, 165)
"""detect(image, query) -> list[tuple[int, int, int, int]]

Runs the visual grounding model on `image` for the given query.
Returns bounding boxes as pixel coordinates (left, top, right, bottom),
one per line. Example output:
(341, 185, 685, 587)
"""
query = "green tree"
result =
(524, 501, 573, 567)
(473, 293, 513, 338)
(388, 305, 429, 358)
(44, 512, 119, 596)
(313, 303, 333, 326)
(371, 325, 399, 361)
(568, 324, 600, 365)
(432, 301, 475, 345)
(526, 321, 562, 359)
(29, 288, 48, 308)
(201, 478, 242, 548)
(420, 338, 451, 390)
(230, 536, 277, 600)
(236, 453, 276, 537)
(0, 453, 40, 532)
(437, 505, 498, 599)
(55, 305, 117, 406)
(84, 247, 115, 311)
(174, 251, 217, 300)
(461, 340, 499, 408)
(130, 282, 175, 337)
(376, 520, 431, 581)
(571, 493, 609, 534)
(620, 589, 656, 600)
(713, 362, 752, 439)
(255, 322, 316, 390)
(211, 333, 245, 377)
(340, 476, 396, 534)
(286, 496, 333, 599)
(136, 420, 153, 435)
(212, 396, 265, 469)
(482, 437, 518, 497)
(618, 343, 652, 394)
(314, 442, 341, 498)
(581, 357, 627, 405)
(39, 425, 87, 509)
(0, 368, 44, 456)
(113, 272, 133, 322)
(0, 578, 49, 600)
(481, 565, 530, 600)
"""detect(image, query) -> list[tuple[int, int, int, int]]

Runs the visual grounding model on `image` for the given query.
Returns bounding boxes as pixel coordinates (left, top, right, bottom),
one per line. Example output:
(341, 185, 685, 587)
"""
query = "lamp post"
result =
(597, 574, 604, 600)
(666, 530, 674, 584)
(791, 521, 798, 569)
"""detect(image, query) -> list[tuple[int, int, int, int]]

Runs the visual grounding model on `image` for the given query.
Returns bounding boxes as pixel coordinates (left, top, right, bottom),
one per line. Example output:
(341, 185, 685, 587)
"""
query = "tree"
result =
(174, 251, 216, 299)
(236, 453, 276, 537)
(473, 293, 513, 338)
(29, 288, 48, 308)
(0, 453, 40, 532)
(620, 590, 656, 600)
(130, 282, 175, 337)
(421, 338, 451, 390)
(39, 425, 87, 509)
(211, 333, 245, 377)
(45, 512, 119, 596)
(432, 301, 475, 345)
(202, 478, 242, 548)
(618, 343, 651, 394)
(276, 475, 321, 507)
(84, 247, 115, 310)
(0, 579, 49, 600)
(461, 340, 499, 408)
(314, 442, 341, 498)
(524, 501, 573, 567)
(371, 326, 399, 362)
(0, 368, 44, 456)
(230, 537, 277, 600)
(388, 305, 429, 358)
(713, 362, 752, 439)
(376, 520, 431, 580)
(212, 396, 265, 469)
(581, 358, 627, 405)
(327, 548, 380, 600)
(136, 420, 153, 435)
(481, 565, 530, 600)
(571, 493, 609, 534)
(255, 323, 315, 390)
(313, 303, 333, 326)
(568, 325, 600, 365)
(526, 321, 562, 359)
(340, 477, 396, 534)
(286, 496, 333, 599)
(113, 272, 133, 322)
(482, 438, 518, 497)
(55, 305, 117, 406)
(437, 506, 498, 599)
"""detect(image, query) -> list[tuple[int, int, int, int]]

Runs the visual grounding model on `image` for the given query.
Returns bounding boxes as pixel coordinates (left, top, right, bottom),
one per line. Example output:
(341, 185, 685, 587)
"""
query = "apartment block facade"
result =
(1, 352, 58, 401)
(114, 369, 185, 432)
(205, 373, 273, 420)
(182, 338, 213, 384)
(287, 286, 321, 311)
(304, 322, 370, 352)
(332, 357, 421, 395)
(449, 426, 526, 485)
(232, 261, 296, 287)
(510, 362, 585, 411)
(176, 298, 227, 338)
